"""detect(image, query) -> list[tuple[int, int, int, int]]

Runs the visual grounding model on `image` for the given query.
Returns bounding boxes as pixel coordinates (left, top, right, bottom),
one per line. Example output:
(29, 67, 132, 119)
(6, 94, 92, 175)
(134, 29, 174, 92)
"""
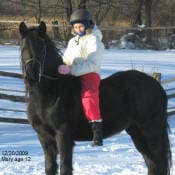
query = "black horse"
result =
(19, 21, 172, 175)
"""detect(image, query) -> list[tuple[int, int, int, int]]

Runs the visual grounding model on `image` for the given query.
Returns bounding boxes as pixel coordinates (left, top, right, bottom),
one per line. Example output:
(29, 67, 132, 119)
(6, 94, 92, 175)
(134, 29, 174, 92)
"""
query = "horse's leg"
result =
(29, 117, 58, 175)
(37, 133, 58, 175)
(55, 123, 74, 175)
(141, 119, 171, 175)
(126, 125, 152, 173)
(126, 122, 171, 175)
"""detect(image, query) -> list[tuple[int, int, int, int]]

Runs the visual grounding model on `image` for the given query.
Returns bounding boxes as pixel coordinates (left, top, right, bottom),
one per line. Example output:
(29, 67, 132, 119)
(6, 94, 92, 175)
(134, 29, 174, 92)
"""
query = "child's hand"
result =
(58, 65, 71, 75)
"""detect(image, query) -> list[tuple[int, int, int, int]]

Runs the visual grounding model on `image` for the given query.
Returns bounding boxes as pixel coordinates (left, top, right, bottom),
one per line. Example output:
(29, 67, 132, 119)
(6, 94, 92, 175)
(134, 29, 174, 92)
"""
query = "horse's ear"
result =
(38, 21, 47, 37)
(19, 22, 28, 38)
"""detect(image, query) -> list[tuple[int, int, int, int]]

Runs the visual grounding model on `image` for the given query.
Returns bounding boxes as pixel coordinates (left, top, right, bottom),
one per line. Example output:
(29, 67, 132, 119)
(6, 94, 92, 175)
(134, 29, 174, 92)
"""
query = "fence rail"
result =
(0, 71, 23, 79)
(162, 78, 175, 84)
(167, 93, 175, 99)
(1, 20, 175, 30)
(0, 88, 24, 93)
(0, 71, 175, 124)
(0, 117, 28, 124)
(0, 107, 26, 113)
(0, 92, 26, 102)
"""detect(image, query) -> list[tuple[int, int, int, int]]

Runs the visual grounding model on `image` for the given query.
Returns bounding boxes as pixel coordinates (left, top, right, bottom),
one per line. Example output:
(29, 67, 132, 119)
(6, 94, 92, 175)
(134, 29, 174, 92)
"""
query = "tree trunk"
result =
(52, 21, 60, 41)
(78, 0, 88, 9)
(64, 0, 73, 43)
(65, 0, 72, 22)
(144, 0, 153, 44)
(38, 0, 41, 24)
(134, 0, 144, 26)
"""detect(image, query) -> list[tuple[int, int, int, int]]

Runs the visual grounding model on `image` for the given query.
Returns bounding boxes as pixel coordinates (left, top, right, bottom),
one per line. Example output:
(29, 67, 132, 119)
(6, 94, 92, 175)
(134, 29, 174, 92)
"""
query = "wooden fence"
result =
(0, 71, 175, 124)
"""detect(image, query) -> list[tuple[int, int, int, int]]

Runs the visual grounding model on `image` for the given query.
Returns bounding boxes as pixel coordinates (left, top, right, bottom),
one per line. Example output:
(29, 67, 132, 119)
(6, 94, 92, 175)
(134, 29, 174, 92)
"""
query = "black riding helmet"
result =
(70, 9, 94, 29)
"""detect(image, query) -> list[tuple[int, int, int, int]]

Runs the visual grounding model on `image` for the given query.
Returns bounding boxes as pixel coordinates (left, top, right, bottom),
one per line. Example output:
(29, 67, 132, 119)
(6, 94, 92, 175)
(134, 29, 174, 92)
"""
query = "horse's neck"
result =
(44, 52, 59, 77)
(27, 80, 58, 99)
(27, 75, 81, 112)
(27, 87, 59, 117)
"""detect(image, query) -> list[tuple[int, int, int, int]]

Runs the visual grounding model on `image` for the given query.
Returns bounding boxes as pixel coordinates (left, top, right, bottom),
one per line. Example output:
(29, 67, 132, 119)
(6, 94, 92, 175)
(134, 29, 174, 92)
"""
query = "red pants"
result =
(80, 73, 102, 122)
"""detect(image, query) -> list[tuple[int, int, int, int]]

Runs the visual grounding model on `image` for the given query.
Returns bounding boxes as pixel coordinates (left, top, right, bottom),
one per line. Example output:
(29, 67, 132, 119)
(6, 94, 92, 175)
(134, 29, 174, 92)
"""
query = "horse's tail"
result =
(163, 112, 172, 175)
(161, 89, 172, 175)
(164, 88, 172, 175)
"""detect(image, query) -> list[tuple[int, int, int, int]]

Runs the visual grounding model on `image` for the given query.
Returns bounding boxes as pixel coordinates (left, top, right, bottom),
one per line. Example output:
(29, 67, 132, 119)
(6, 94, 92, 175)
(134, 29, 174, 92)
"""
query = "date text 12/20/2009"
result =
(1, 150, 31, 163)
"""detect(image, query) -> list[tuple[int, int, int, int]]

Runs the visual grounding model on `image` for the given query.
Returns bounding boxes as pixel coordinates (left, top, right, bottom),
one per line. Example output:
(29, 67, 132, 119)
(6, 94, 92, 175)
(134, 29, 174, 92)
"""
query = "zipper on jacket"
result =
(75, 36, 80, 45)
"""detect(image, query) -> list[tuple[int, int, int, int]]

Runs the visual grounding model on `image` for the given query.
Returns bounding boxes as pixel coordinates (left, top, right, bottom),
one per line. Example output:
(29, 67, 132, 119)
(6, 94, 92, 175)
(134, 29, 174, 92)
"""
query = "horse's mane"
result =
(42, 32, 63, 65)
(26, 26, 63, 64)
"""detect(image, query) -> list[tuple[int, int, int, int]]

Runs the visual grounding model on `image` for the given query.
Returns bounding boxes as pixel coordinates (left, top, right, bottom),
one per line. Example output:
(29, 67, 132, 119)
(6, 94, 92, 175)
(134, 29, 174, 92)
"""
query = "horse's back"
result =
(113, 70, 167, 111)
(101, 70, 166, 102)
(100, 70, 167, 137)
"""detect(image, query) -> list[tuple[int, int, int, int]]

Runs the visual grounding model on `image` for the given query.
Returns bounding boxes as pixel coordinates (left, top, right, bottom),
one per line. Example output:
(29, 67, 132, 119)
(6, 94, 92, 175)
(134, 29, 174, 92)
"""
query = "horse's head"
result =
(19, 21, 63, 83)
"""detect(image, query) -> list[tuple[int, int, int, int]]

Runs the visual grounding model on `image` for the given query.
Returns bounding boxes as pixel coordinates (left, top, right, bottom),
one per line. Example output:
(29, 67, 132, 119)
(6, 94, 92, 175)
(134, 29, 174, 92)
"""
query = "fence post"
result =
(152, 72, 161, 83)
(52, 21, 60, 41)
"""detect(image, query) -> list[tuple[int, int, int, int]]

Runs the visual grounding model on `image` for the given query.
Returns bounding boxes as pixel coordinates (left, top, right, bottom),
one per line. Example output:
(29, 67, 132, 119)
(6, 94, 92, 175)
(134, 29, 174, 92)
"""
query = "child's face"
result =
(73, 23, 85, 35)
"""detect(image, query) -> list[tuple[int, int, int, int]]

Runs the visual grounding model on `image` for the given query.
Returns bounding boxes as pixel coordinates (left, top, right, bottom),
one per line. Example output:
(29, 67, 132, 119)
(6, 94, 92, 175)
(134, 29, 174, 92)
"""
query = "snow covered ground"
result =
(0, 45, 174, 175)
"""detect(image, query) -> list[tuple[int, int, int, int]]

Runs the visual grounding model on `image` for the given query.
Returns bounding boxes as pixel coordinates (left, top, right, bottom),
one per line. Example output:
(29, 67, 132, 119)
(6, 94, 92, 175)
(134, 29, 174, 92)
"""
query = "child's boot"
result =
(91, 121, 103, 146)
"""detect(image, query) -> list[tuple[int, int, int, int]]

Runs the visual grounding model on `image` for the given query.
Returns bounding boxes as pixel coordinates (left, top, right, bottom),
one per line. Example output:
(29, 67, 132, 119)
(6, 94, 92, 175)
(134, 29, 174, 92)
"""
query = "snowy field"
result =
(0, 45, 174, 175)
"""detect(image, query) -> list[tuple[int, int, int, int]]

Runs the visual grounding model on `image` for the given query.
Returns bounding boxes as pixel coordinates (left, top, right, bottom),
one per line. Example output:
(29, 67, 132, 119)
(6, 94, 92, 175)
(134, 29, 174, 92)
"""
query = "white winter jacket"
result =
(63, 25, 104, 76)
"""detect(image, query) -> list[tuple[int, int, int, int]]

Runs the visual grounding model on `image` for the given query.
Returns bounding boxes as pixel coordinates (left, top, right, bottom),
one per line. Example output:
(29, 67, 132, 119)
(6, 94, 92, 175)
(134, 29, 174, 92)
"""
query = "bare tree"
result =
(65, 0, 73, 21)
(134, 0, 144, 26)
(19, 0, 59, 23)
(78, 0, 88, 9)
(144, 0, 153, 43)
(91, 0, 114, 25)
(38, 0, 42, 23)
(20, 0, 43, 23)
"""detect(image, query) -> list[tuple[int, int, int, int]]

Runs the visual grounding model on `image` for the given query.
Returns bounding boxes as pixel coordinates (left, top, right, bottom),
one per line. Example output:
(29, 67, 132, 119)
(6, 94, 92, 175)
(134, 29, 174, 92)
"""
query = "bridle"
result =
(22, 42, 60, 82)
